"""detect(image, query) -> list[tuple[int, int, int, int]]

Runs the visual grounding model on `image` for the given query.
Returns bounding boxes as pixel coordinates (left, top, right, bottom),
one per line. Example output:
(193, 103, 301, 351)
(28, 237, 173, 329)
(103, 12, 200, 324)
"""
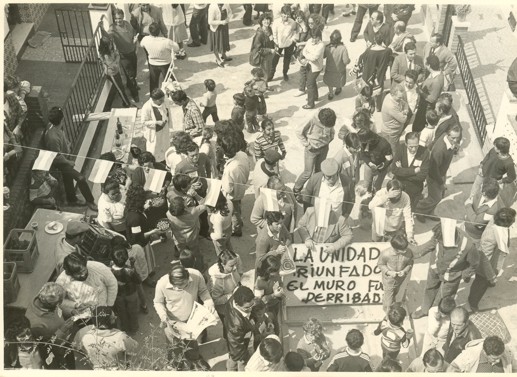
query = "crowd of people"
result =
(4, 2, 517, 372)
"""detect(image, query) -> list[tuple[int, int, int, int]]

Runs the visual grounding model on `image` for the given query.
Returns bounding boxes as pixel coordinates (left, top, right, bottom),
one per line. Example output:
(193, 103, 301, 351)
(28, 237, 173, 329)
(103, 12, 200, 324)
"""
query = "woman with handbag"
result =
(354, 33, 392, 112)
(249, 13, 275, 84)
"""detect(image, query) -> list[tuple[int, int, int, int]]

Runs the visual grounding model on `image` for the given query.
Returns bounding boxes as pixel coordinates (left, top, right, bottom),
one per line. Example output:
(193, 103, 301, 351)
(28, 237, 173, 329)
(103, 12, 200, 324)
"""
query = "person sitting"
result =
(29, 170, 59, 210)
(97, 178, 126, 236)
(54, 220, 90, 275)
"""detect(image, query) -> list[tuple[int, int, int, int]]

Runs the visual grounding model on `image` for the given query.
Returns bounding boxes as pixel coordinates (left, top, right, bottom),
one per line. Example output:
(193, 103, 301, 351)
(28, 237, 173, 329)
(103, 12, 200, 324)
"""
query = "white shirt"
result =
(404, 85, 418, 112)
(97, 193, 126, 231)
(419, 126, 436, 147)
(318, 177, 344, 215)
(272, 18, 297, 48)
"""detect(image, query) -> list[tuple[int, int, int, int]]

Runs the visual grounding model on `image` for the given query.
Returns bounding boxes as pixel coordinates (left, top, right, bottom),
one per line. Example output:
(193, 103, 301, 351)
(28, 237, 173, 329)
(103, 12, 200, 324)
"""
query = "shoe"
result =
(302, 104, 315, 109)
(66, 199, 86, 207)
(350, 36, 357, 42)
(187, 41, 201, 47)
(335, 87, 342, 95)
(283, 74, 289, 81)
(222, 56, 233, 61)
(342, 12, 351, 17)
(215, 60, 225, 68)
(328, 93, 334, 100)
(140, 304, 149, 314)
(373, 328, 381, 336)
(231, 230, 242, 237)
(415, 214, 427, 223)
(469, 304, 479, 313)
(411, 311, 428, 319)
(86, 201, 98, 212)
(294, 90, 305, 97)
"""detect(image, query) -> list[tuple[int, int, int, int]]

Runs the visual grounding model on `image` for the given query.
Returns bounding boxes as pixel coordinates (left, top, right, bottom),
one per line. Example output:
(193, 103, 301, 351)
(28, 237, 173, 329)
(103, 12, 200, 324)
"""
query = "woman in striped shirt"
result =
(254, 118, 286, 161)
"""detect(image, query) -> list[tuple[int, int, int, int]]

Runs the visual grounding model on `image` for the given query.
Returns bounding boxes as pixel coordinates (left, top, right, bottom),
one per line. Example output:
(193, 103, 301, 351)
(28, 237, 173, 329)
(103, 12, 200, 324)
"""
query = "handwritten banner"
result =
(283, 242, 389, 306)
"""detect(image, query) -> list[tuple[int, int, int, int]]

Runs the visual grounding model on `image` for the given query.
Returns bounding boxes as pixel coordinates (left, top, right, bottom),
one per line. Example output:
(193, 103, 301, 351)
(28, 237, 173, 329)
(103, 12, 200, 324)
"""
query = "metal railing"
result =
(55, 8, 94, 63)
(61, 23, 105, 153)
(455, 35, 488, 144)
(442, 5, 455, 46)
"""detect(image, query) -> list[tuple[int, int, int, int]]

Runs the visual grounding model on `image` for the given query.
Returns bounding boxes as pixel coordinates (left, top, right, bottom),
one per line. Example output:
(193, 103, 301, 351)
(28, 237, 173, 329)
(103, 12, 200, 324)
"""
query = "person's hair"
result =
(63, 252, 87, 277)
(377, 357, 403, 372)
(137, 151, 156, 166)
(185, 141, 199, 154)
(404, 69, 418, 83)
(232, 285, 255, 306)
(101, 177, 119, 195)
(372, 10, 384, 23)
(423, 348, 444, 368)
(436, 99, 452, 115)
(233, 92, 245, 106)
(310, 28, 322, 40)
(260, 117, 274, 131)
(391, 84, 405, 97)
(251, 67, 265, 78)
(386, 179, 403, 192)
(258, 11, 273, 27)
(48, 106, 64, 126)
(259, 337, 283, 364)
(209, 190, 228, 213)
(150, 88, 164, 101)
(302, 317, 324, 337)
(171, 89, 188, 103)
(98, 36, 114, 57)
(204, 79, 216, 91)
(374, 32, 384, 46)
(405, 131, 420, 143)
(357, 127, 376, 143)
(4, 309, 32, 341)
(346, 329, 364, 350)
(330, 29, 343, 45)
(483, 336, 505, 357)
(426, 109, 440, 126)
(390, 232, 409, 251)
(110, 235, 131, 251)
(427, 55, 440, 71)
(256, 254, 281, 280)
(169, 196, 186, 217)
(285, 352, 305, 371)
(494, 207, 517, 227)
(494, 136, 511, 155)
(481, 177, 500, 200)
(99, 151, 117, 162)
(281, 4, 291, 15)
(148, 22, 160, 37)
(265, 211, 284, 225)
(404, 41, 416, 53)
(179, 249, 196, 269)
(266, 175, 283, 189)
(172, 173, 191, 192)
(219, 132, 241, 158)
(217, 248, 238, 273)
(92, 306, 116, 329)
(125, 185, 146, 213)
(360, 85, 373, 98)
(395, 20, 406, 33)
(171, 131, 193, 153)
(447, 124, 462, 135)
(387, 304, 406, 326)
(168, 263, 189, 285)
(308, 13, 324, 32)
(438, 296, 456, 315)
(318, 108, 337, 128)
(344, 132, 361, 150)
(111, 247, 129, 268)
(431, 32, 444, 45)
(114, 8, 124, 18)
(451, 306, 469, 322)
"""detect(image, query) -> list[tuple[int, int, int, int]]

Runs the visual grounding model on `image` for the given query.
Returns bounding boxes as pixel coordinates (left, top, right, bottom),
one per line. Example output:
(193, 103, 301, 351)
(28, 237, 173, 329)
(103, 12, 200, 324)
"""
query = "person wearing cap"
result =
(294, 108, 336, 196)
(54, 220, 90, 275)
(299, 158, 354, 217)
(25, 283, 76, 369)
(252, 148, 282, 199)
(154, 263, 215, 369)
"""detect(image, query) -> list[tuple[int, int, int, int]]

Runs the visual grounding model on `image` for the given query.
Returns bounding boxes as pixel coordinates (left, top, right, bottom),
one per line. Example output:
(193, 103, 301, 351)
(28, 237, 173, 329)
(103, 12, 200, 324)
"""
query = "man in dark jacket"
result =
(350, 4, 380, 42)
(363, 10, 393, 47)
(392, 132, 430, 209)
(442, 307, 481, 363)
(415, 124, 461, 222)
(225, 286, 257, 371)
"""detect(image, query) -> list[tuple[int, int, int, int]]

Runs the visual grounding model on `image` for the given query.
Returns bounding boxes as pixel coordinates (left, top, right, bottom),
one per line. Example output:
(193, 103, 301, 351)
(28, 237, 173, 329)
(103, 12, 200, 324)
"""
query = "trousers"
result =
(416, 177, 444, 216)
(53, 161, 95, 203)
(271, 42, 295, 77)
(189, 7, 208, 44)
(149, 63, 171, 94)
(294, 145, 329, 191)
(421, 269, 461, 314)
(119, 51, 139, 100)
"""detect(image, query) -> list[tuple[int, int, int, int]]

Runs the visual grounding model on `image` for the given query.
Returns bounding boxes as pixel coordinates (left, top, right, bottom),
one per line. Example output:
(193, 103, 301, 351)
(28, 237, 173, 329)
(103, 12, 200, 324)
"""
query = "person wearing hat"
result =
(25, 283, 76, 369)
(299, 158, 354, 217)
(252, 148, 283, 199)
(54, 220, 90, 275)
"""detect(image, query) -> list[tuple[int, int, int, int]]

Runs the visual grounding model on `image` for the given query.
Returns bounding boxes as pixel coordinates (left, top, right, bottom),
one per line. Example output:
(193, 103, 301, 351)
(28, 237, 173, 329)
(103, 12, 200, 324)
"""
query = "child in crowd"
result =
(253, 118, 287, 161)
(199, 79, 219, 124)
(374, 303, 413, 359)
(29, 170, 59, 210)
(251, 299, 276, 350)
(246, 68, 268, 118)
(355, 85, 375, 117)
(296, 317, 331, 371)
(231, 93, 246, 131)
(243, 83, 260, 133)
(327, 329, 372, 372)
(111, 247, 141, 335)
(419, 109, 439, 148)
(285, 351, 310, 371)
(199, 127, 218, 178)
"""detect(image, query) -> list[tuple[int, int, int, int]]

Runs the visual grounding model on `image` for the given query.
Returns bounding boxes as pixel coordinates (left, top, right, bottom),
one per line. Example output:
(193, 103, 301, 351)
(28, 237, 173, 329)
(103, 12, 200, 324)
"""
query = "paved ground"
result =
(11, 3, 517, 371)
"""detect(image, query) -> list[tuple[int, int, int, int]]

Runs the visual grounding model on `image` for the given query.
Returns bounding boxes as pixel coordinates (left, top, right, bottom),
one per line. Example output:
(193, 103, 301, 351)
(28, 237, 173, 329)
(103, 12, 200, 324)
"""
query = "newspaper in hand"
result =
(167, 302, 218, 340)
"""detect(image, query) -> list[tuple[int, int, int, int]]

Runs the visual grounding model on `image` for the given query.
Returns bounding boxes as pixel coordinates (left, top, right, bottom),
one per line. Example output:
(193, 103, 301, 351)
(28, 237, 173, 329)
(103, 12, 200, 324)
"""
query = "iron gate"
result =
(55, 8, 94, 63)
(442, 5, 455, 47)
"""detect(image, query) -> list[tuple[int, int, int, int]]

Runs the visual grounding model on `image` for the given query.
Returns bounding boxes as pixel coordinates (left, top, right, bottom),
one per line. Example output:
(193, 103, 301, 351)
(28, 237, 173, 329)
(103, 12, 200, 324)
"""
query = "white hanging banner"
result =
(262, 188, 280, 211)
(144, 168, 167, 193)
(204, 178, 223, 207)
(441, 218, 458, 247)
(315, 197, 332, 228)
(373, 206, 387, 236)
(493, 225, 510, 254)
(32, 150, 58, 171)
(89, 160, 114, 183)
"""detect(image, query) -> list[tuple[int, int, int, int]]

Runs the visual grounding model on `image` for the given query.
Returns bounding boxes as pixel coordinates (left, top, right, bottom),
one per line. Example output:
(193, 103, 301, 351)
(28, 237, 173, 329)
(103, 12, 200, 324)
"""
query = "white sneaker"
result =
(294, 90, 305, 97)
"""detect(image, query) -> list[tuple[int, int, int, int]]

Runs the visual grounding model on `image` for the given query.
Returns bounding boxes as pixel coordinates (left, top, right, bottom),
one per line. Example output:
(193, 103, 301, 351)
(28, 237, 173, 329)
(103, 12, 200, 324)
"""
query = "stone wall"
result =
(3, 34, 18, 77)
(18, 3, 50, 30)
